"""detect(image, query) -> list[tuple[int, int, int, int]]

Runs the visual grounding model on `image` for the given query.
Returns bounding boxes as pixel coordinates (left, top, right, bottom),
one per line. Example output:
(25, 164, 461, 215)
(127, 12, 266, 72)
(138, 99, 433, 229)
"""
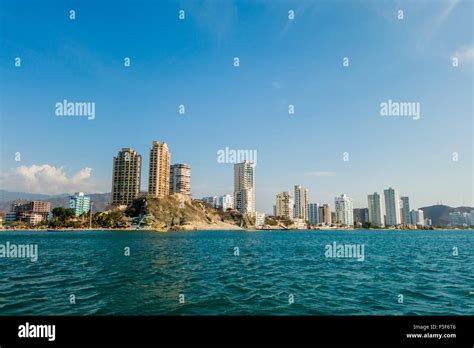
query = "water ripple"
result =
(0, 230, 472, 315)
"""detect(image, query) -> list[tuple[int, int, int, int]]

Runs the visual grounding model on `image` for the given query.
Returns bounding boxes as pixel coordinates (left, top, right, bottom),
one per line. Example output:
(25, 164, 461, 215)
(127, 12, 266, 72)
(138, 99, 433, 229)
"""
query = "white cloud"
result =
(0, 164, 103, 194)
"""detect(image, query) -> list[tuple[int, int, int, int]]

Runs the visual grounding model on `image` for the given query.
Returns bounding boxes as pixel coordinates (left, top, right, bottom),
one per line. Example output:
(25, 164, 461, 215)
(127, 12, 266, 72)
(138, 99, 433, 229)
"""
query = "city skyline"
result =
(106, 138, 446, 224)
(0, 130, 471, 217)
(107, 140, 442, 218)
(0, 0, 472, 213)
(1, 139, 472, 216)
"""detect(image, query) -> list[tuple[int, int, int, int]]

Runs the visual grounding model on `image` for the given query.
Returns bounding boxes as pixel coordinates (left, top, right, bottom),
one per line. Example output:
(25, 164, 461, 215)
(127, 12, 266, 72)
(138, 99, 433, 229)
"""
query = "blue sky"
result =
(0, 0, 472, 213)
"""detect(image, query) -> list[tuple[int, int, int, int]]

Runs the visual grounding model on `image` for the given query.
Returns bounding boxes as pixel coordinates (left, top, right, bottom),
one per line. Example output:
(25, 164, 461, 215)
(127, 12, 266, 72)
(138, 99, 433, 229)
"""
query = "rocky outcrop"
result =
(125, 194, 246, 230)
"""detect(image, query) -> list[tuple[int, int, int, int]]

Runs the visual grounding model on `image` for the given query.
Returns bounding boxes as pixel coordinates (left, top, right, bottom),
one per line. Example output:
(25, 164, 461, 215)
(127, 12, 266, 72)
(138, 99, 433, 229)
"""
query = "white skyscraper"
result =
(367, 192, 384, 227)
(294, 185, 308, 220)
(335, 194, 354, 226)
(384, 187, 401, 226)
(308, 203, 319, 225)
(234, 161, 255, 214)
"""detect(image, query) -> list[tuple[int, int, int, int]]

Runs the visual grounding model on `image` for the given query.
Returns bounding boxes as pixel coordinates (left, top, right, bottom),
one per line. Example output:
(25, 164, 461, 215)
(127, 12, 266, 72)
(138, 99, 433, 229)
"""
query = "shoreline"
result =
(1, 227, 472, 232)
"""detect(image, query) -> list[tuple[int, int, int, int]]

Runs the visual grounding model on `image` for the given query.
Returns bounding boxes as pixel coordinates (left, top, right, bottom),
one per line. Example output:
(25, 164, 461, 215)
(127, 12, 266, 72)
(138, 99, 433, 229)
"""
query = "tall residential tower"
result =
(112, 148, 142, 205)
(384, 187, 401, 226)
(148, 141, 170, 198)
(275, 191, 293, 219)
(234, 161, 255, 214)
(400, 196, 411, 224)
(318, 204, 332, 225)
(307, 203, 319, 225)
(170, 163, 191, 195)
(294, 185, 308, 220)
(368, 192, 384, 227)
(335, 194, 354, 226)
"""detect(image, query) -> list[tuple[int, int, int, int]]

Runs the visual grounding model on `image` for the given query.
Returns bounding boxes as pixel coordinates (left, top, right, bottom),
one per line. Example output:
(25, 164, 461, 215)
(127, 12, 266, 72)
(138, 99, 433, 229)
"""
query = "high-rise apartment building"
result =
(69, 192, 91, 217)
(235, 188, 255, 214)
(318, 204, 332, 225)
(7, 200, 51, 223)
(234, 161, 255, 214)
(294, 185, 308, 220)
(112, 148, 142, 205)
(400, 196, 411, 224)
(170, 163, 191, 195)
(384, 187, 401, 226)
(353, 208, 369, 224)
(368, 192, 384, 227)
(148, 141, 170, 198)
(335, 194, 354, 226)
(307, 203, 319, 225)
(275, 191, 293, 219)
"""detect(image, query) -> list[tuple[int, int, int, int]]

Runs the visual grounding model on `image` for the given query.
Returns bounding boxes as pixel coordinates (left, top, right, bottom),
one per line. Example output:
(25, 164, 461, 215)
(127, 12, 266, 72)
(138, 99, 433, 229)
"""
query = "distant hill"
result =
(420, 205, 473, 226)
(0, 190, 112, 213)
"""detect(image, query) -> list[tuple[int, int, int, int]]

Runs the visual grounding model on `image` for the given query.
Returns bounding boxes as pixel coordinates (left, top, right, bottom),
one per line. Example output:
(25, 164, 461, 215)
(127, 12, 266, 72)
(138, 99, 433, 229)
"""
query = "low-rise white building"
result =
(255, 211, 265, 227)
(292, 218, 307, 230)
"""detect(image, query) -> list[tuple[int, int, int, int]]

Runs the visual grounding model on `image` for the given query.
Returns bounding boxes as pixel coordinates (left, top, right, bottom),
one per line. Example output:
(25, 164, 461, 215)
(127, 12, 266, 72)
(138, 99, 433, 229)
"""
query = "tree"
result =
(93, 211, 124, 228)
(52, 207, 75, 220)
(50, 207, 76, 227)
